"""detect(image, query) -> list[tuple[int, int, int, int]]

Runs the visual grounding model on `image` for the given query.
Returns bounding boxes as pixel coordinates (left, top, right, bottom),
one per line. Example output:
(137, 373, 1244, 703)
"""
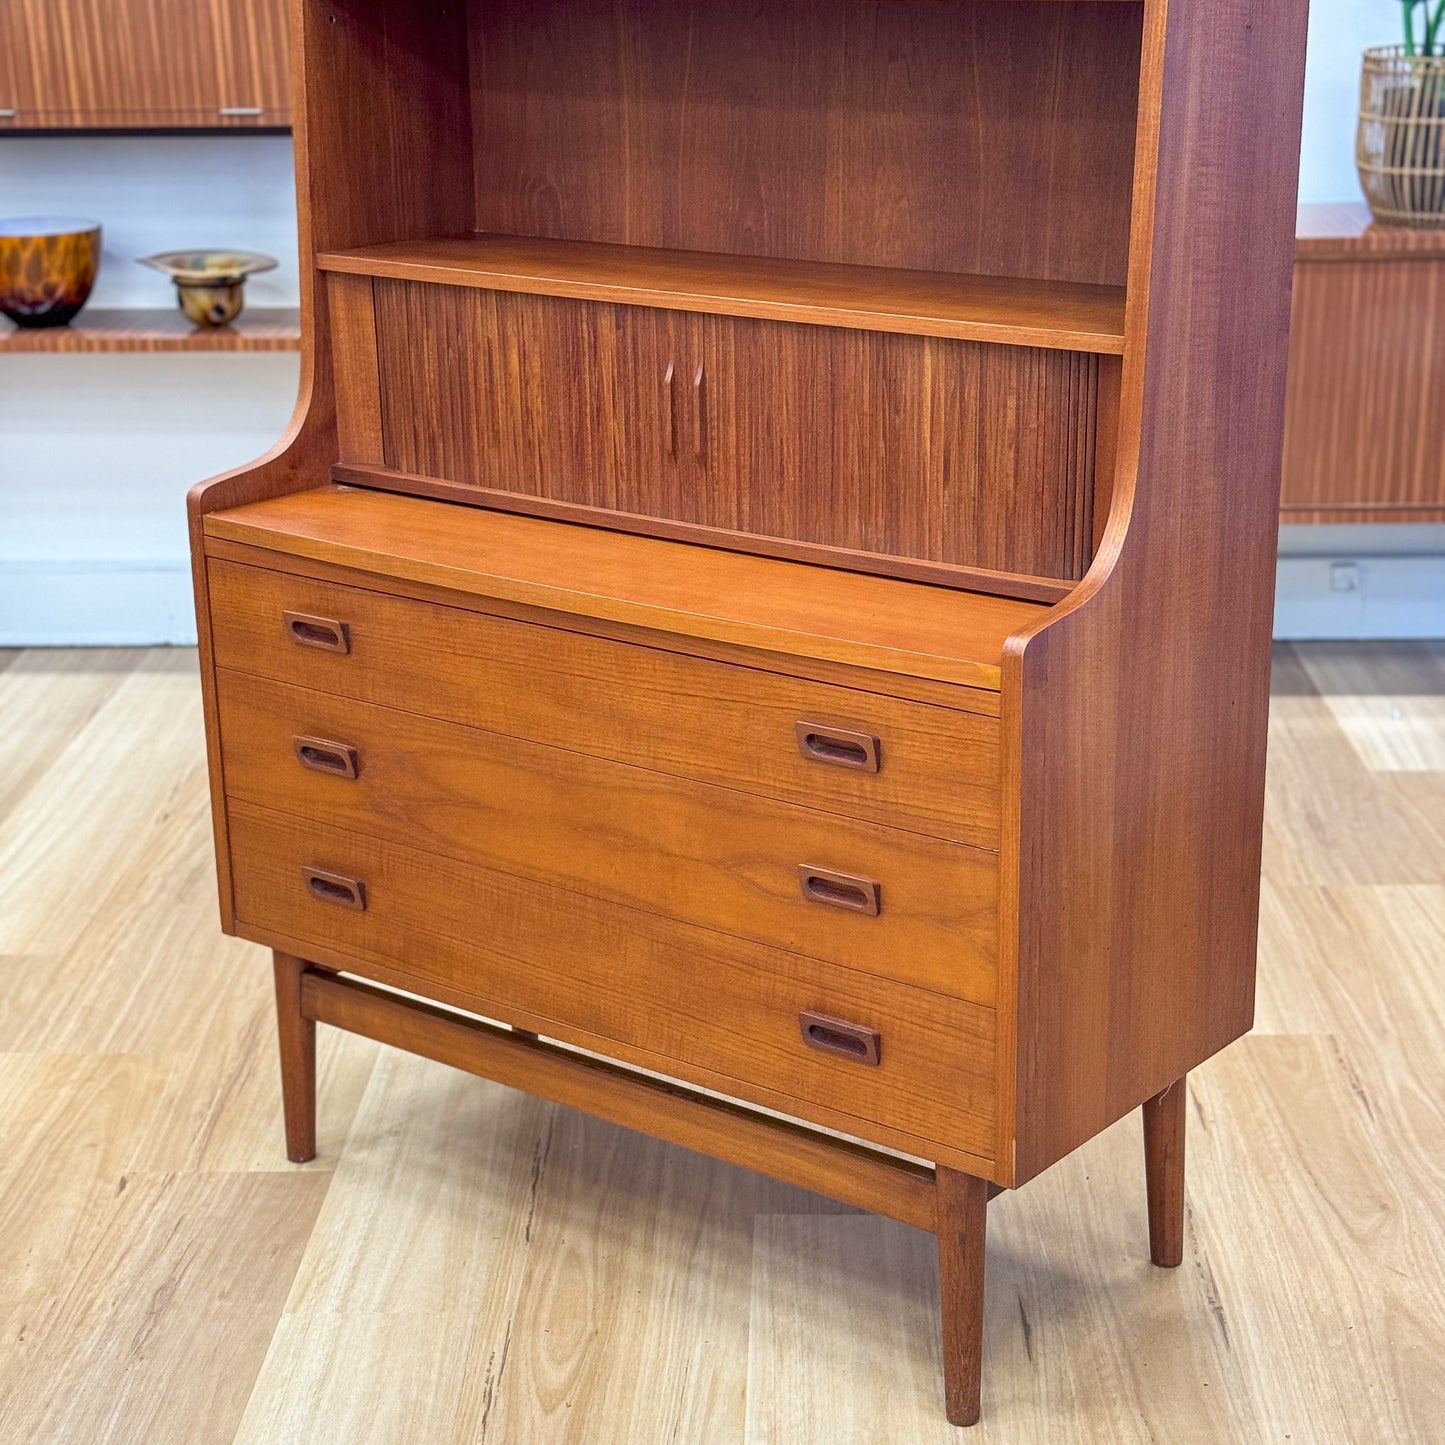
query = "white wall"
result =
(0, 135, 302, 645)
(0, 133, 300, 308)
(0, 354, 299, 645)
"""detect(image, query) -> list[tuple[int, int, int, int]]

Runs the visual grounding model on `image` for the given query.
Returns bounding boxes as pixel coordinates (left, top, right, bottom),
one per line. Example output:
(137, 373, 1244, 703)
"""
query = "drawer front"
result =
(217, 671, 997, 1001)
(228, 801, 997, 1161)
(208, 558, 1001, 846)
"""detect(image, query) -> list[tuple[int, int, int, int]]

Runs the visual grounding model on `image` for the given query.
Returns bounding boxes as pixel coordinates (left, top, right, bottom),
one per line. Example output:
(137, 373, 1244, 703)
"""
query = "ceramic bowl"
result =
(0, 217, 103, 328)
(138, 249, 279, 327)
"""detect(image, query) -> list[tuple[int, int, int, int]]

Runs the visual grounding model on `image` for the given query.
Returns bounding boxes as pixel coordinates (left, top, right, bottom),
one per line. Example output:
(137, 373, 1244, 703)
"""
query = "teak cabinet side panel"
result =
(1003, 0, 1310, 1184)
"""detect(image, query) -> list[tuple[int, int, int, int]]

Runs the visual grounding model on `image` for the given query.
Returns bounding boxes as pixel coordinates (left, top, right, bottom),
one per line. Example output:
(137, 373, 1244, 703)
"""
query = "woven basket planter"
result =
(1358, 45, 1445, 227)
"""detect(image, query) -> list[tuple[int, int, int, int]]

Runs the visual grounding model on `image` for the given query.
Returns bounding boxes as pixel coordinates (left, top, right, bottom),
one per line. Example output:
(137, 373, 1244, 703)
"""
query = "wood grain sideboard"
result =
(187, 0, 1310, 1425)
(1284, 203, 1445, 524)
(0, 0, 289, 130)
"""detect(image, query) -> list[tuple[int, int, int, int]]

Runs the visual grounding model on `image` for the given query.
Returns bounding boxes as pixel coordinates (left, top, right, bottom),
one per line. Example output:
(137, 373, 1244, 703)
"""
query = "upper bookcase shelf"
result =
(316, 235, 1127, 356)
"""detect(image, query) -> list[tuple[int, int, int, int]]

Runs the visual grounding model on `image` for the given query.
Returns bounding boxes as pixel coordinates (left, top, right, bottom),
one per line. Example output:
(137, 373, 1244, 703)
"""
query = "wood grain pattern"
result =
(175, 0, 1312, 1423)
(272, 950, 317, 1163)
(0, 0, 290, 128)
(215, 670, 1001, 1000)
(1142, 1075, 1185, 1267)
(936, 1167, 989, 1426)
(0, 307, 301, 352)
(326, 275, 382, 463)
(227, 799, 999, 1165)
(360, 280, 1102, 586)
(303, 969, 939, 1231)
(207, 559, 1003, 840)
(332, 464, 1077, 606)
(205, 535, 1008, 714)
(317, 233, 1127, 352)
(203, 487, 1047, 690)
(1282, 208, 1445, 523)
(468, 0, 1141, 287)
(1000, 0, 1311, 1185)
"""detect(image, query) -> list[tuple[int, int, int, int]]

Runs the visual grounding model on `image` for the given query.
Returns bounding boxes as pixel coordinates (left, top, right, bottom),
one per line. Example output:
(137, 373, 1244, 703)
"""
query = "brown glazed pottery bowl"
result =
(138, 250, 279, 327)
(0, 217, 102, 328)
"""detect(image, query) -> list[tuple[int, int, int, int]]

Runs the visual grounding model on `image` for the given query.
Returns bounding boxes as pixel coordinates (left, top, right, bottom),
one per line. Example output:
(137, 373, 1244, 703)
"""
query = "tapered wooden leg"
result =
(272, 951, 317, 1163)
(936, 1166, 988, 1426)
(1143, 1075, 1186, 1267)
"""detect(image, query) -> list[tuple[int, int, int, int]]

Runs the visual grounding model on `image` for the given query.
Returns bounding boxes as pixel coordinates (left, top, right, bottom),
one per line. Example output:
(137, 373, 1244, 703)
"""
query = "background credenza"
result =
(0, 0, 290, 130)
(188, 0, 1309, 1426)
(1284, 203, 1445, 525)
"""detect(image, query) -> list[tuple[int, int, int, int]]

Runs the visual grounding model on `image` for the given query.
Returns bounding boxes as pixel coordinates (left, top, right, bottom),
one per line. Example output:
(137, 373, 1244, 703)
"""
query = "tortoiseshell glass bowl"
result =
(139, 250, 279, 327)
(0, 217, 102, 328)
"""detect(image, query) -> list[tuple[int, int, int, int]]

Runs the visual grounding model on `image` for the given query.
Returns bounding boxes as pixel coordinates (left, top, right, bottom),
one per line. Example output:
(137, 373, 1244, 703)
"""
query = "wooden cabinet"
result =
(1283, 203, 1445, 524)
(188, 0, 1309, 1426)
(0, 0, 289, 130)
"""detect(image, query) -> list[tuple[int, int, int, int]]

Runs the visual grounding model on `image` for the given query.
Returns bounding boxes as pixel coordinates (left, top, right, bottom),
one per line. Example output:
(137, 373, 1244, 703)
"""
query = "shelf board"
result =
(204, 485, 1052, 691)
(0, 308, 302, 353)
(316, 235, 1126, 354)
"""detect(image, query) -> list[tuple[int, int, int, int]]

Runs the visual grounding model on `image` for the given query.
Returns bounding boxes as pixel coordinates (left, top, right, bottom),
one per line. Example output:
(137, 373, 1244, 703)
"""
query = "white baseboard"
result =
(1274, 554, 1445, 640)
(0, 559, 196, 646)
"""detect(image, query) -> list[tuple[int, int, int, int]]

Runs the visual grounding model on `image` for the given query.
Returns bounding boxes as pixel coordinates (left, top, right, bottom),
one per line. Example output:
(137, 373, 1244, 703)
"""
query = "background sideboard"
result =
(1284, 203, 1445, 526)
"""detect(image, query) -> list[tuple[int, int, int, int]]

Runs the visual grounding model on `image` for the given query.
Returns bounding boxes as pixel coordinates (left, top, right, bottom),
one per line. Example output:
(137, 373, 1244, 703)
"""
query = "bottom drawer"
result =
(228, 801, 997, 1163)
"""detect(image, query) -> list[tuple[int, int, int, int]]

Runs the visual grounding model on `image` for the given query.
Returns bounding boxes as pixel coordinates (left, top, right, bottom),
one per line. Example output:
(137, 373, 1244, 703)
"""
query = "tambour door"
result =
(360, 280, 1103, 584)
(374, 283, 687, 518)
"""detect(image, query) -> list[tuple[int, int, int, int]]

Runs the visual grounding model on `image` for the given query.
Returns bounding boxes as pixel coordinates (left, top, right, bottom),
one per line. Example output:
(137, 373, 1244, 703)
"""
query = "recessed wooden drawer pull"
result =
(798, 865, 881, 916)
(794, 722, 880, 773)
(798, 1010, 881, 1067)
(301, 866, 367, 910)
(283, 610, 350, 653)
(292, 735, 360, 779)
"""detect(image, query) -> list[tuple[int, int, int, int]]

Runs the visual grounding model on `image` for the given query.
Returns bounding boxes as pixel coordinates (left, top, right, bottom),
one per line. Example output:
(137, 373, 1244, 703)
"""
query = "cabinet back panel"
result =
(370, 279, 1100, 582)
(468, 0, 1141, 287)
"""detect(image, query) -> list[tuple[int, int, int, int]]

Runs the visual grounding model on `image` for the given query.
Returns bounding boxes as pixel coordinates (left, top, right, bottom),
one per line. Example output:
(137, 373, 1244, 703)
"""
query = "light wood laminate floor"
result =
(0, 643, 1441, 1443)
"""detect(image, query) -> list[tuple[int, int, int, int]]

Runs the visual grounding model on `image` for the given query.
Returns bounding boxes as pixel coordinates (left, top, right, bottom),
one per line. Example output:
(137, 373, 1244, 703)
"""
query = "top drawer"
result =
(207, 558, 1001, 847)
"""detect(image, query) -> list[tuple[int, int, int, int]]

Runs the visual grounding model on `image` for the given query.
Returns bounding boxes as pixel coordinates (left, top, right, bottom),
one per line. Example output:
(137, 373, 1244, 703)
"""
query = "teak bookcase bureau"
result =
(188, 0, 1308, 1425)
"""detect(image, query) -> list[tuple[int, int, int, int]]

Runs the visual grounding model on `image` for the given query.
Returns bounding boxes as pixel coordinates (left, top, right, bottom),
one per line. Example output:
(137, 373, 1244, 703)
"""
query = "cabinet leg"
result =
(272, 951, 317, 1164)
(936, 1166, 988, 1426)
(1143, 1075, 1186, 1267)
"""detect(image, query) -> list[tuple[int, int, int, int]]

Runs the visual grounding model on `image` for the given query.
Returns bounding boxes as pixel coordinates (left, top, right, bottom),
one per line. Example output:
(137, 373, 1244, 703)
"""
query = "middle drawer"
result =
(216, 669, 998, 1003)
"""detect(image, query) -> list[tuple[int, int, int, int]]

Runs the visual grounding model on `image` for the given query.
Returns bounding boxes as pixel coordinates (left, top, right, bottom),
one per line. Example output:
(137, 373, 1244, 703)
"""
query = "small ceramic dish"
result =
(138, 249, 279, 327)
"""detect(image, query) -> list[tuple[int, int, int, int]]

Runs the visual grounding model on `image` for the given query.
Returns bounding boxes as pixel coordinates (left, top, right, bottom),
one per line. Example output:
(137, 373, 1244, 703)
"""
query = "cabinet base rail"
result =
(275, 953, 1184, 1428)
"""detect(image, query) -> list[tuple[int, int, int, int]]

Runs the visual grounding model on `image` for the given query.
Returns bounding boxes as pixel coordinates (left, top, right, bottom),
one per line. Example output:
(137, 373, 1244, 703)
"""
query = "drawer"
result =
(217, 671, 997, 1000)
(207, 558, 1000, 847)
(228, 801, 997, 1162)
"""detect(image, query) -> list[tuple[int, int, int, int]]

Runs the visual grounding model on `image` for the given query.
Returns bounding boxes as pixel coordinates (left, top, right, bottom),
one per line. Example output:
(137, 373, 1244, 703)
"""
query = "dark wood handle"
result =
(292, 735, 360, 779)
(798, 1011, 881, 1067)
(663, 360, 677, 458)
(798, 865, 881, 915)
(301, 866, 367, 911)
(795, 721, 881, 773)
(283, 610, 350, 653)
(693, 361, 706, 461)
